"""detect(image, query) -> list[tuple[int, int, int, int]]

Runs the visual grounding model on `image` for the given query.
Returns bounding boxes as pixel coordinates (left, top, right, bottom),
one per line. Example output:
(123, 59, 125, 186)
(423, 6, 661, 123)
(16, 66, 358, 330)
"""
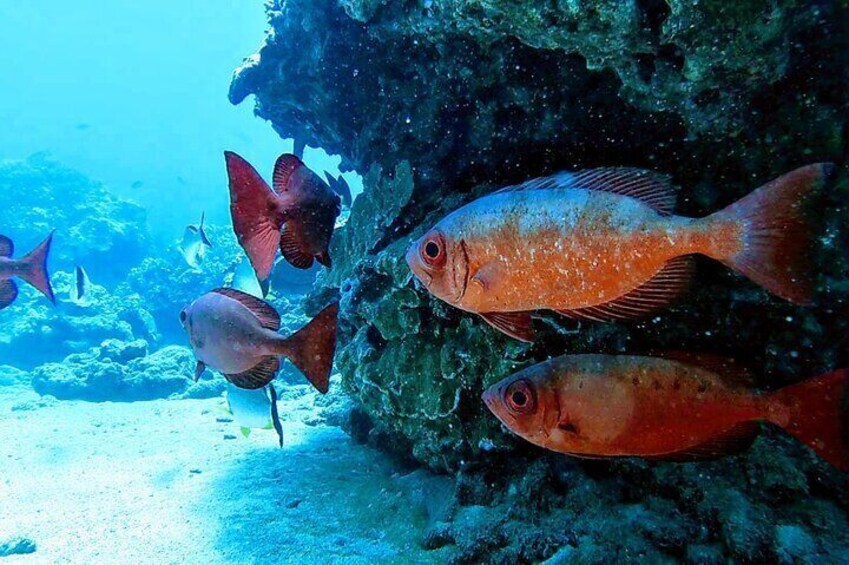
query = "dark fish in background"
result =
(75, 123, 91, 131)
(324, 171, 352, 208)
(68, 265, 92, 307)
(483, 353, 849, 470)
(407, 164, 833, 342)
(180, 288, 338, 393)
(0, 232, 55, 310)
(225, 151, 341, 280)
(131, 180, 144, 189)
(179, 212, 212, 271)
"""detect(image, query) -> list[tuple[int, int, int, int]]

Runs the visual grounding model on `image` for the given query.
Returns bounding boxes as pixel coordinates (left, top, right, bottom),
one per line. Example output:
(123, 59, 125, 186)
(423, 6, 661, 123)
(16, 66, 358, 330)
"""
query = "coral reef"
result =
(233, 0, 849, 561)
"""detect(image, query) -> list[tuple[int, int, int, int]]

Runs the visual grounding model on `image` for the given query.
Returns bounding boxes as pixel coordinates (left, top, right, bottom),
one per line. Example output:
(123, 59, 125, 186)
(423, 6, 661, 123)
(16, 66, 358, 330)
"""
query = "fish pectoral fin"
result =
(470, 262, 501, 292)
(226, 357, 281, 390)
(194, 361, 207, 382)
(212, 287, 281, 331)
(280, 223, 316, 269)
(479, 311, 535, 342)
(0, 280, 19, 310)
(240, 427, 252, 438)
(644, 422, 760, 462)
(269, 384, 284, 448)
(556, 255, 694, 323)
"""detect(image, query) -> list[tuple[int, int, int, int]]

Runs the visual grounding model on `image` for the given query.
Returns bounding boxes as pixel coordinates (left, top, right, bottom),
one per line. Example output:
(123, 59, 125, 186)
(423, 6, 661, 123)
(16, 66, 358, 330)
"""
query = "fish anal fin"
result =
(499, 168, 677, 215)
(0, 280, 19, 310)
(0, 235, 13, 257)
(212, 287, 281, 331)
(557, 256, 694, 322)
(645, 422, 760, 461)
(280, 224, 315, 269)
(273, 154, 305, 194)
(269, 384, 284, 448)
(479, 311, 535, 342)
(226, 357, 280, 390)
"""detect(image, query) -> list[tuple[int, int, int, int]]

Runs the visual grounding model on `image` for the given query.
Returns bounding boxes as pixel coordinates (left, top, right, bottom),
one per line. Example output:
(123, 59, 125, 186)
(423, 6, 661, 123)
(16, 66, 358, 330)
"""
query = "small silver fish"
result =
(68, 265, 92, 307)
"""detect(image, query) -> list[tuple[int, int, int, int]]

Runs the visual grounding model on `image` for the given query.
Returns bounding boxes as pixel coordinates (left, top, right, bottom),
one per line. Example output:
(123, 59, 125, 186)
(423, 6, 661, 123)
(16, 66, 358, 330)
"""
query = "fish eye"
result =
(420, 233, 446, 267)
(179, 310, 187, 323)
(504, 379, 535, 414)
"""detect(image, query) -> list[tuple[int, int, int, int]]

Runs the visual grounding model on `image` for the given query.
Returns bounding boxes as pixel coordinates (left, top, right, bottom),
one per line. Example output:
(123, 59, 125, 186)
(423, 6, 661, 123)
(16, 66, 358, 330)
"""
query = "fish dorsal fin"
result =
(212, 287, 281, 331)
(645, 422, 760, 461)
(499, 168, 677, 215)
(279, 223, 315, 269)
(226, 357, 280, 390)
(273, 154, 305, 194)
(557, 255, 694, 322)
(0, 280, 19, 310)
(0, 235, 13, 257)
(479, 311, 535, 342)
(653, 351, 755, 388)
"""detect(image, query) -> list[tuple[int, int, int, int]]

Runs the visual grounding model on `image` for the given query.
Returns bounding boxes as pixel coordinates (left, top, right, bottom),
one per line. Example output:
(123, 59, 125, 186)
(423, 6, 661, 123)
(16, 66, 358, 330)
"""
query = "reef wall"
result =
(232, 0, 849, 561)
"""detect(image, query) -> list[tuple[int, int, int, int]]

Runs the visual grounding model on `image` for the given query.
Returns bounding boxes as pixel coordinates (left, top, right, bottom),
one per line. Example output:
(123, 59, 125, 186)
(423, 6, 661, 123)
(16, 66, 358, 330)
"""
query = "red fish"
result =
(406, 165, 832, 341)
(225, 151, 341, 281)
(483, 353, 849, 470)
(180, 288, 338, 393)
(0, 232, 55, 310)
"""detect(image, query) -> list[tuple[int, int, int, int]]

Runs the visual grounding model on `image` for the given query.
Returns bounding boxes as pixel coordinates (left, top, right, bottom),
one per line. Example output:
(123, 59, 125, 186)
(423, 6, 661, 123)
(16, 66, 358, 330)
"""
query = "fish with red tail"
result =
(0, 232, 55, 310)
(406, 164, 833, 341)
(483, 353, 849, 470)
(180, 288, 338, 394)
(225, 151, 341, 281)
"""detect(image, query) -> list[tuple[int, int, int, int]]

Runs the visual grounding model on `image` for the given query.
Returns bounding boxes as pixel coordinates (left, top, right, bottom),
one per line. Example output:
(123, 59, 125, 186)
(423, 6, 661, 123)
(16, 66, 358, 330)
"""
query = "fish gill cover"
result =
(228, 0, 849, 562)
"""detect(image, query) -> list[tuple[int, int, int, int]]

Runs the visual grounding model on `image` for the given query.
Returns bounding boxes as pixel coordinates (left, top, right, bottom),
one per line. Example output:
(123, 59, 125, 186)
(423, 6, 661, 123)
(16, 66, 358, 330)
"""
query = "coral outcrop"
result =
(233, 0, 849, 561)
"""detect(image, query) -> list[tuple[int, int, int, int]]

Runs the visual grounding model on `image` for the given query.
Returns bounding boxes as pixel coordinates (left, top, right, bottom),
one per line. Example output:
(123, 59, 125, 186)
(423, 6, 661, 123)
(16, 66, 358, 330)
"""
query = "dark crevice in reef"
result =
(232, 0, 849, 561)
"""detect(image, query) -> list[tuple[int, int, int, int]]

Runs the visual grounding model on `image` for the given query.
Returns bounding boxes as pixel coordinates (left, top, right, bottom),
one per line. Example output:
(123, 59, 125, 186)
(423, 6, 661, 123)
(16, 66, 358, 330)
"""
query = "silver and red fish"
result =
(180, 288, 338, 393)
(483, 353, 849, 470)
(406, 165, 833, 341)
(225, 151, 342, 281)
(0, 232, 55, 310)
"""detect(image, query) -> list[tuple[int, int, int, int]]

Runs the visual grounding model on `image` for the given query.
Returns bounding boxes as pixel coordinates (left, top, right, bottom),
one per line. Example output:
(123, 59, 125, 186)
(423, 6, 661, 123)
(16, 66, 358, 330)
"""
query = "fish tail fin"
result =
(274, 302, 338, 394)
(19, 231, 55, 303)
(766, 368, 849, 471)
(705, 163, 833, 304)
(225, 151, 283, 280)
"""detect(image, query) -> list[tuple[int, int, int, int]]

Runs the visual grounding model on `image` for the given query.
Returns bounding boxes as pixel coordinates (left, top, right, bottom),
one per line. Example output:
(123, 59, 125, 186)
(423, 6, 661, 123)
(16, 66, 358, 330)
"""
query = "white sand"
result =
(0, 387, 447, 564)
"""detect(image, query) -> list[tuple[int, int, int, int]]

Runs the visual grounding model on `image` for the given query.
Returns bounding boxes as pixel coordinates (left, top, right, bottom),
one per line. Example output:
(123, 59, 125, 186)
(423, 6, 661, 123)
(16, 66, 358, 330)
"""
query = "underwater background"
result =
(1, 0, 848, 563)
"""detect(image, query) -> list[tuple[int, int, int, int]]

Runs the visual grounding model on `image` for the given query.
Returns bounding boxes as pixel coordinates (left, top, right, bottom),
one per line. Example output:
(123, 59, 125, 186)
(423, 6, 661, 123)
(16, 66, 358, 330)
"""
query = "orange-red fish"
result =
(225, 151, 341, 281)
(483, 353, 849, 470)
(0, 232, 54, 310)
(406, 165, 832, 341)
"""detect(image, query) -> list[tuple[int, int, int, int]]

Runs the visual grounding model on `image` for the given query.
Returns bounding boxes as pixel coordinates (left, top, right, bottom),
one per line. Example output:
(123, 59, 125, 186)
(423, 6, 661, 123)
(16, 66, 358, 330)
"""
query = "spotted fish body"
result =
(406, 165, 832, 341)
(483, 354, 849, 470)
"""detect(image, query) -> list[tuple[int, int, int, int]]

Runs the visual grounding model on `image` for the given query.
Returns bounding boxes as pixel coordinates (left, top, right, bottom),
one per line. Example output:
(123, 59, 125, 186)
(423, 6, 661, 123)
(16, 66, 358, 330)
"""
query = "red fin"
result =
(225, 151, 284, 281)
(275, 303, 339, 394)
(226, 357, 280, 390)
(0, 235, 13, 257)
(708, 163, 833, 305)
(212, 287, 281, 331)
(479, 311, 535, 342)
(500, 168, 677, 214)
(279, 223, 315, 269)
(272, 154, 305, 194)
(650, 352, 754, 388)
(767, 369, 849, 471)
(19, 232, 54, 303)
(0, 280, 18, 310)
(558, 256, 693, 322)
(316, 250, 332, 268)
(645, 422, 760, 461)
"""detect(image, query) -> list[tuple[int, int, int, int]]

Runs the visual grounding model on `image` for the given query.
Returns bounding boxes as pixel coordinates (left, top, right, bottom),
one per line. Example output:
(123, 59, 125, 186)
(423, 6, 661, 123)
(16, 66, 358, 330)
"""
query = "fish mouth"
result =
(405, 245, 432, 289)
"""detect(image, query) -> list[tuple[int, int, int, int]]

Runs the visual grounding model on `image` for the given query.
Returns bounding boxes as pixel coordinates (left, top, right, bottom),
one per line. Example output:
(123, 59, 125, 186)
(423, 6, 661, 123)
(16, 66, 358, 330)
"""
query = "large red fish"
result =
(406, 165, 832, 341)
(483, 353, 849, 470)
(0, 232, 54, 310)
(225, 151, 341, 281)
(180, 288, 338, 393)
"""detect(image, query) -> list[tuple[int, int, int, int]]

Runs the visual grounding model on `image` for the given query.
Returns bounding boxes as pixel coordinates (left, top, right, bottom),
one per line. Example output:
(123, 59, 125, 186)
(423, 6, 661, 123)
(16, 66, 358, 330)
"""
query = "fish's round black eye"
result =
(511, 390, 527, 406)
(424, 241, 440, 258)
(179, 310, 187, 323)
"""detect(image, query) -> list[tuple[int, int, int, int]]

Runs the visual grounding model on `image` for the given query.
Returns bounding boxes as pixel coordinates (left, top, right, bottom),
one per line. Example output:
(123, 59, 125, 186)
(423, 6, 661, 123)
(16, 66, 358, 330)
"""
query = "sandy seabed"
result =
(0, 386, 447, 565)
